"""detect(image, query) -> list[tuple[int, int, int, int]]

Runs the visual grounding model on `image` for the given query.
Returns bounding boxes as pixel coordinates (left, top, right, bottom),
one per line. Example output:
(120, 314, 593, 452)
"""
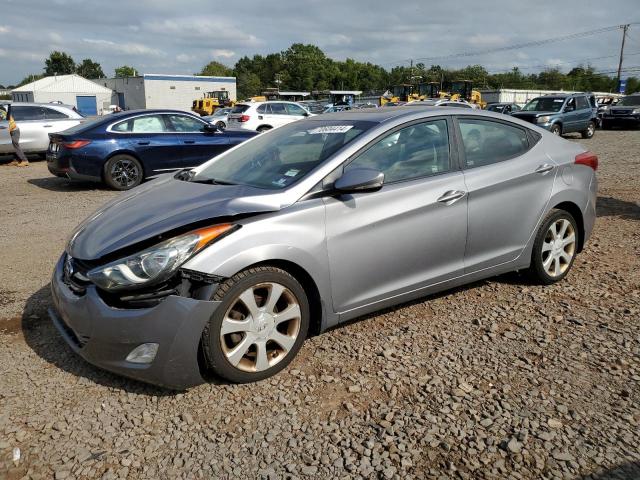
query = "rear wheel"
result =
(104, 154, 143, 190)
(550, 124, 562, 136)
(528, 209, 578, 284)
(257, 126, 272, 133)
(202, 266, 309, 383)
(581, 121, 595, 139)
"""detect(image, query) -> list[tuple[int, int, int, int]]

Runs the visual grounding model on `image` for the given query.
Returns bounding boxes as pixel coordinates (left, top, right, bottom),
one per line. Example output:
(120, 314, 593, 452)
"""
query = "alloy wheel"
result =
(219, 282, 301, 372)
(541, 218, 576, 278)
(110, 159, 140, 188)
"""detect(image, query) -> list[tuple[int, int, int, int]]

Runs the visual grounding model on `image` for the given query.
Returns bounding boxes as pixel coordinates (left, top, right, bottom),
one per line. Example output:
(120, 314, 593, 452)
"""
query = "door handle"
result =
(137, 141, 150, 145)
(535, 163, 555, 174)
(183, 140, 196, 144)
(258, 115, 263, 120)
(437, 190, 466, 204)
(43, 124, 53, 128)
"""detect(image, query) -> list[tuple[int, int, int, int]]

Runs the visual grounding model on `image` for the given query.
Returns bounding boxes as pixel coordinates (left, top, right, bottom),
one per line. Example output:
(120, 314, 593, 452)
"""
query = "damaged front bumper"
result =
(49, 254, 220, 390)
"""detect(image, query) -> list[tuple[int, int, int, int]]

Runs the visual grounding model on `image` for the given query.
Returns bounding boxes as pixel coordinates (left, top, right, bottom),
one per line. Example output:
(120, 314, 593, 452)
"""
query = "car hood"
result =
(609, 105, 638, 111)
(67, 174, 286, 260)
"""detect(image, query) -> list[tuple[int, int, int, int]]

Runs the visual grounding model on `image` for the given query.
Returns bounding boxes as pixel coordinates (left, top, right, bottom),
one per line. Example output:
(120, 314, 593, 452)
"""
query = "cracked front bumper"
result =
(49, 255, 220, 390)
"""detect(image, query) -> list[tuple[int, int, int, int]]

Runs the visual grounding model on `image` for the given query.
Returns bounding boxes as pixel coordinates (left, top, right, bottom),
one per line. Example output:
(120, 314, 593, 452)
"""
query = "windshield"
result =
(522, 97, 565, 112)
(617, 96, 640, 106)
(192, 120, 375, 189)
(486, 104, 503, 112)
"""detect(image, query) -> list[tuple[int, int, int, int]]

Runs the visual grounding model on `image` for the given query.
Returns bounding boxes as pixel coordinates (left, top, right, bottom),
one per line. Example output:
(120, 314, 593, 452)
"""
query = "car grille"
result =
(612, 109, 633, 115)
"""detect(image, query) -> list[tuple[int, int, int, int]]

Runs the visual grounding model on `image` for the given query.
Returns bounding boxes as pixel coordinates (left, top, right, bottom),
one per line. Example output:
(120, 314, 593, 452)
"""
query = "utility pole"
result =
(616, 24, 630, 89)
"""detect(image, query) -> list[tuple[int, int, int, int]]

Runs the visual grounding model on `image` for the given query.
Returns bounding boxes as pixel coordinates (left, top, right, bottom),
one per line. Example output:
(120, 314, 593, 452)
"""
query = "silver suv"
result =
(0, 103, 84, 154)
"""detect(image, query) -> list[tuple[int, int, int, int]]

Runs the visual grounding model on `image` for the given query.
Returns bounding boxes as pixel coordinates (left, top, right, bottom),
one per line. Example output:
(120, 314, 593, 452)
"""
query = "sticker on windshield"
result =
(284, 169, 300, 177)
(307, 125, 353, 134)
(272, 177, 288, 187)
(554, 99, 564, 102)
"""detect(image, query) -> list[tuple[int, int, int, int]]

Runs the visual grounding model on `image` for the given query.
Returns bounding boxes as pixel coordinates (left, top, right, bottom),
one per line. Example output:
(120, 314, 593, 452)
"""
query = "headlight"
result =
(632, 109, 640, 114)
(87, 224, 235, 291)
(536, 116, 551, 123)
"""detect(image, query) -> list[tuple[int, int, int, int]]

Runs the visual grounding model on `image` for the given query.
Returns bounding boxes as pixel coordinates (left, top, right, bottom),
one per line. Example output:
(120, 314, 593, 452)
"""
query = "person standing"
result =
(0, 104, 29, 167)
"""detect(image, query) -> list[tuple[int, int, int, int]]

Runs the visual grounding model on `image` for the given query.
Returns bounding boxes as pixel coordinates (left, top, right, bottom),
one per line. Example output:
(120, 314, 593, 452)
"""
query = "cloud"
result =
(82, 38, 165, 58)
(210, 49, 235, 59)
(176, 53, 195, 63)
(0, 26, 10, 34)
(142, 18, 262, 48)
(468, 34, 507, 47)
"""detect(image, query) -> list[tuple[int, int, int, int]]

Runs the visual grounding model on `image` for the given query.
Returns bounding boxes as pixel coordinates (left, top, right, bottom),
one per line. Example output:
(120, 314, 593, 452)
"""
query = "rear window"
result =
(230, 104, 250, 114)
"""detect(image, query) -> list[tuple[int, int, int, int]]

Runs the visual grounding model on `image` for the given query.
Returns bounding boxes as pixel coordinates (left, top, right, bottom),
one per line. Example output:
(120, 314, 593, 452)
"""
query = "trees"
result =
(76, 59, 105, 79)
(199, 61, 233, 77)
(44, 51, 75, 76)
(114, 65, 137, 77)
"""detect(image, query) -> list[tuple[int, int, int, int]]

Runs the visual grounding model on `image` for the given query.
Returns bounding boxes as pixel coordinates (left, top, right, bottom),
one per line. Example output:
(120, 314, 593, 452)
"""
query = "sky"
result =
(0, 0, 639, 86)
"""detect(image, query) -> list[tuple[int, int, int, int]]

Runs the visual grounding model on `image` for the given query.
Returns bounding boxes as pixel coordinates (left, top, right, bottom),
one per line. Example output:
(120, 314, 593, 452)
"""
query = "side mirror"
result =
(334, 168, 384, 193)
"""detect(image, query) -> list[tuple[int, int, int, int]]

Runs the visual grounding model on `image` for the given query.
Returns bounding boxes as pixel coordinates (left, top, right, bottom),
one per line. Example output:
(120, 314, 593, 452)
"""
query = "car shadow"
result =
(597, 195, 640, 221)
(576, 461, 640, 480)
(27, 177, 110, 193)
(21, 284, 180, 395)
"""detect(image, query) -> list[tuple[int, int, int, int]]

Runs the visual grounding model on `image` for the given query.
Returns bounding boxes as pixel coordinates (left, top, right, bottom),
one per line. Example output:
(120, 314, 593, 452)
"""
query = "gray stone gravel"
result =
(0, 130, 639, 479)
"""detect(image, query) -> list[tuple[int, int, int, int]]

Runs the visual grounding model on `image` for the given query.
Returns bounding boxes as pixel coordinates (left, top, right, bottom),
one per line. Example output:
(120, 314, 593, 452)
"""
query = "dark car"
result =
(511, 93, 596, 139)
(47, 110, 258, 190)
(601, 94, 640, 129)
(486, 103, 522, 114)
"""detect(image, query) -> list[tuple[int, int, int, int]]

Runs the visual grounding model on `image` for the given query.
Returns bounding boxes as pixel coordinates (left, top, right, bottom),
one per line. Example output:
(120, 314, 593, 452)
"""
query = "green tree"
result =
(18, 73, 45, 86)
(199, 61, 233, 77)
(76, 59, 105, 79)
(44, 51, 75, 76)
(115, 65, 137, 77)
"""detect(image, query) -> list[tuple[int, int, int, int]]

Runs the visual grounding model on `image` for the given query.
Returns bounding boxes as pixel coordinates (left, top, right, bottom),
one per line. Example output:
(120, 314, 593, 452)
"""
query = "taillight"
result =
(63, 140, 91, 149)
(575, 151, 598, 171)
(239, 115, 250, 122)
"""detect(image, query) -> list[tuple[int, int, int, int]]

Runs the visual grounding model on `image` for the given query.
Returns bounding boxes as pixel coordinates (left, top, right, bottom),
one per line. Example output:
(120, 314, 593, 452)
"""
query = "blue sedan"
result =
(46, 109, 257, 190)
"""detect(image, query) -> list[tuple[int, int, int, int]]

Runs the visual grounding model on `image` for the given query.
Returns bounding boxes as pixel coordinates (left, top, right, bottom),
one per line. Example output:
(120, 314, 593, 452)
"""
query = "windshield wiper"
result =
(189, 177, 238, 186)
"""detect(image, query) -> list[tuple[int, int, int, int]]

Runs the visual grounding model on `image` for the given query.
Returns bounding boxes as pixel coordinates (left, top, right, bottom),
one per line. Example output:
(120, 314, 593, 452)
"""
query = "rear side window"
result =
(167, 114, 205, 133)
(112, 120, 131, 132)
(576, 96, 590, 110)
(270, 103, 287, 115)
(43, 108, 69, 119)
(230, 104, 250, 114)
(131, 115, 167, 133)
(257, 104, 270, 114)
(11, 106, 44, 121)
(346, 119, 450, 183)
(459, 118, 529, 168)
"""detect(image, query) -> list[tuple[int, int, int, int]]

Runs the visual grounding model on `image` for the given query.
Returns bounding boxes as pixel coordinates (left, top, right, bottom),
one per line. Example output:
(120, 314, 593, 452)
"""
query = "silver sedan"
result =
(50, 107, 597, 388)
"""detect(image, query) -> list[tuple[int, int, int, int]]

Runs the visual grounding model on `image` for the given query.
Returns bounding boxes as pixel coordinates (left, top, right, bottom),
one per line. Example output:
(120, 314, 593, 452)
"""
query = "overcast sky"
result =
(0, 0, 639, 86)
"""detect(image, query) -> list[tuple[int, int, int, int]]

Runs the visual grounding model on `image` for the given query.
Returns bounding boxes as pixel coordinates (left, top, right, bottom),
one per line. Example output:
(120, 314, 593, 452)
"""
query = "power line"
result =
(485, 51, 640, 74)
(381, 23, 640, 67)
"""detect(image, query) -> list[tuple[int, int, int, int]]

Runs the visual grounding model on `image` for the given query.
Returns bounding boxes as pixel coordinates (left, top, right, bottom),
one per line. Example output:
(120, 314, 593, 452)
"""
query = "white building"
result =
(11, 74, 113, 115)
(480, 88, 623, 105)
(93, 74, 237, 112)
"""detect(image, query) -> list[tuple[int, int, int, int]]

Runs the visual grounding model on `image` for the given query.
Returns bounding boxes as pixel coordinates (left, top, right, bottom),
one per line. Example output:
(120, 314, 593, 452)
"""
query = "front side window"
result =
(346, 119, 450, 183)
(192, 120, 375, 189)
(11, 106, 43, 121)
(131, 115, 166, 133)
(167, 114, 205, 133)
(575, 96, 590, 110)
(459, 118, 529, 168)
(286, 104, 307, 116)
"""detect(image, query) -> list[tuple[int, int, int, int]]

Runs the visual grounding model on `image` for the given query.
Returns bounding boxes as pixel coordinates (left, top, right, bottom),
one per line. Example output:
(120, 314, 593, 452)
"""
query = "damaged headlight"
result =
(87, 224, 235, 291)
(536, 115, 551, 124)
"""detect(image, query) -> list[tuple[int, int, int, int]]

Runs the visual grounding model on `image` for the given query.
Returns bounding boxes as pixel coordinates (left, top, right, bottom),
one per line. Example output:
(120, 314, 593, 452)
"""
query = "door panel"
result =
(165, 114, 230, 167)
(125, 115, 178, 172)
(457, 117, 556, 272)
(324, 172, 468, 313)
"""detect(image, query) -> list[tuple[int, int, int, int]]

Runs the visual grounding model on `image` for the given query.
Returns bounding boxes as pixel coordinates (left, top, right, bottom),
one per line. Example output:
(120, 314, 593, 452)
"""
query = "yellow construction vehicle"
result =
(380, 84, 419, 106)
(447, 80, 486, 108)
(192, 90, 234, 116)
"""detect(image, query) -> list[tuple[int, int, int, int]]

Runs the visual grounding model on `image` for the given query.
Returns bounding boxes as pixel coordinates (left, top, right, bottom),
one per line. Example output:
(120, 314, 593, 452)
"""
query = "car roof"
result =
(238, 101, 303, 106)
(8, 102, 77, 109)
(312, 106, 500, 123)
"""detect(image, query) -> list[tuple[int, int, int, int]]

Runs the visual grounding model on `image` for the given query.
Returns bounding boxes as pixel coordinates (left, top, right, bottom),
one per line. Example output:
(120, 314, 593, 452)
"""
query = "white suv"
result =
(226, 101, 312, 132)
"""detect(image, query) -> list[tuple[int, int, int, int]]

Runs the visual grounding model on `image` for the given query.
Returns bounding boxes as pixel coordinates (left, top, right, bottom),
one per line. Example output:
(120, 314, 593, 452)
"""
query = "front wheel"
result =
(215, 121, 226, 130)
(581, 121, 595, 139)
(550, 124, 562, 136)
(528, 210, 578, 285)
(201, 266, 309, 383)
(104, 154, 143, 190)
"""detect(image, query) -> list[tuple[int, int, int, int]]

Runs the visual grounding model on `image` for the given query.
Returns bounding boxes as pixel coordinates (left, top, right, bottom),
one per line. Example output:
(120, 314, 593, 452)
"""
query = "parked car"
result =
(511, 93, 597, 138)
(226, 101, 313, 132)
(299, 100, 327, 114)
(46, 109, 257, 190)
(486, 103, 522, 114)
(601, 94, 640, 129)
(202, 107, 233, 130)
(406, 99, 478, 109)
(50, 106, 597, 389)
(322, 104, 352, 113)
(0, 102, 84, 155)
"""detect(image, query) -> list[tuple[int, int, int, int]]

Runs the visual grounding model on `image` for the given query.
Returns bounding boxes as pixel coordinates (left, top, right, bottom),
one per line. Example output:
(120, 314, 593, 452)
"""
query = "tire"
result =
(550, 124, 562, 136)
(257, 126, 272, 133)
(201, 266, 310, 383)
(528, 209, 579, 285)
(215, 121, 226, 130)
(103, 154, 143, 191)
(581, 121, 595, 139)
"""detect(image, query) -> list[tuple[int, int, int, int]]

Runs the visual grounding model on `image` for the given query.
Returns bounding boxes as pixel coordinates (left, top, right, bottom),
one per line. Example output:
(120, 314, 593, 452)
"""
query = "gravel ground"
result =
(0, 130, 639, 479)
